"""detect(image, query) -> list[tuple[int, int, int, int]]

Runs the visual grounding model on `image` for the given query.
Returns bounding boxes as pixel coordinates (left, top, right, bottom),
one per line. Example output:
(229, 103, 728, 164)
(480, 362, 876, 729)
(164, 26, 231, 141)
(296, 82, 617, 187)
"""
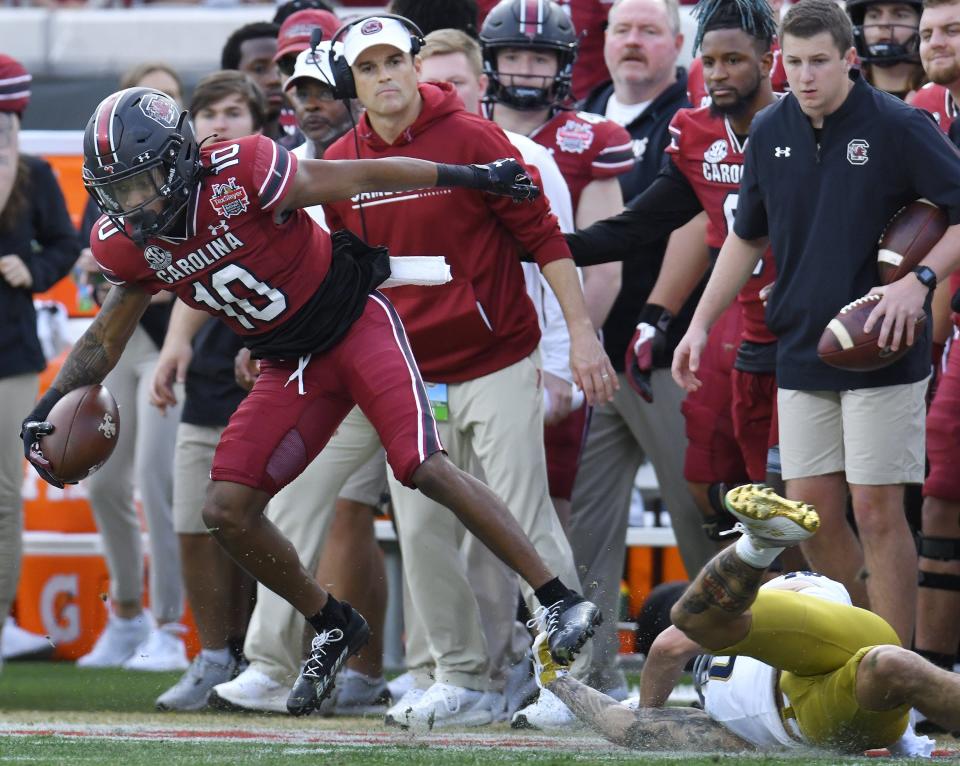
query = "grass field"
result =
(1, 662, 956, 765)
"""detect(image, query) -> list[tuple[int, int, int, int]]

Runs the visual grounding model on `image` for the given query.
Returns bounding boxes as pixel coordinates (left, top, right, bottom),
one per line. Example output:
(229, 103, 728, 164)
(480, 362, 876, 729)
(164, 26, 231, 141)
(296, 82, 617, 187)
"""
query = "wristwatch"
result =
(913, 265, 937, 291)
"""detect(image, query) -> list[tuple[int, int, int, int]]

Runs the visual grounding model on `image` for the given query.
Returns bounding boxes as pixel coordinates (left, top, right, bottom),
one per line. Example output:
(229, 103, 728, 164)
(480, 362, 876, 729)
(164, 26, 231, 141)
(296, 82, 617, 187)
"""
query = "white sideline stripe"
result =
(827, 318, 855, 350)
(22, 523, 676, 555)
(877, 248, 903, 267)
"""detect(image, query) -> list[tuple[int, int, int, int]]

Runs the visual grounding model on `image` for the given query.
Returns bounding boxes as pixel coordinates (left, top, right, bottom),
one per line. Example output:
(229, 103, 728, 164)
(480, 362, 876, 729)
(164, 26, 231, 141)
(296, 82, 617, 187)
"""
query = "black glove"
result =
(436, 158, 540, 202)
(20, 387, 69, 489)
(625, 304, 673, 402)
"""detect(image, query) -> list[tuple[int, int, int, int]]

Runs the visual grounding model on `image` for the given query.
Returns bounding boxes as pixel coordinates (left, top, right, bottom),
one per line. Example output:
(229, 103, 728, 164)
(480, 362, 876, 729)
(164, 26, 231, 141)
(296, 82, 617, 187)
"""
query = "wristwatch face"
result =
(914, 266, 936, 288)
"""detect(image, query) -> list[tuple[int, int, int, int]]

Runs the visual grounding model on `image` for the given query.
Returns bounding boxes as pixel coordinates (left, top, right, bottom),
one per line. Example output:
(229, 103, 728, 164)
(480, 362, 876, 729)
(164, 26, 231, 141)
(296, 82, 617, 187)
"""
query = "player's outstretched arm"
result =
(548, 675, 751, 752)
(640, 626, 704, 708)
(282, 156, 538, 212)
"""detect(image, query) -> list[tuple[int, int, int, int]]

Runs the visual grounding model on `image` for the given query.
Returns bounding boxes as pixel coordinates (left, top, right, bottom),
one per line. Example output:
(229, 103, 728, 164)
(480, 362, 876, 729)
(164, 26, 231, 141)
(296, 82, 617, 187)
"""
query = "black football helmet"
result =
(82, 87, 202, 246)
(479, 0, 578, 111)
(846, 0, 922, 67)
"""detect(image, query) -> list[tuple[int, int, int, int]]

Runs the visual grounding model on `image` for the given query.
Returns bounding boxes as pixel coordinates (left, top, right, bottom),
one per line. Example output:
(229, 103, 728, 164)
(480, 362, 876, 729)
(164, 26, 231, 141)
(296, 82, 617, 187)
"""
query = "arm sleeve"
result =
(564, 156, 703, 267)
(26, 159, 81, 293)
(731, 136, 768, 240)
(251, 135, 299, 211)
(901, 110, 960, 225)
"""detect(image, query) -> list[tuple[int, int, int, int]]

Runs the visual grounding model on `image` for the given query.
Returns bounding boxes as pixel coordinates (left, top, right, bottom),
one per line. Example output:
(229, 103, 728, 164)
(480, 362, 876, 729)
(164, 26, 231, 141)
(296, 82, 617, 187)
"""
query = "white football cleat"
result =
(387, 670, 416, 702)
(384, 686, 426, 727)
(123, 623, 189, 672)
(1, 619, 53, 660)
(76, 611, 154, 668)
(511, 687, 582, 731)
(209, 666, 291, 713)
(156, 651, 238, 711)
(400, 682, 501, 733)
(724, 484, 820, 548)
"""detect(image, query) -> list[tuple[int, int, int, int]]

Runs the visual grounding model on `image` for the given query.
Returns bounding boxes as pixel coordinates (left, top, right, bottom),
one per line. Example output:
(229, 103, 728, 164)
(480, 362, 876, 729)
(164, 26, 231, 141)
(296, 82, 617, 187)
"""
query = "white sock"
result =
(201, 647, 232, 665)
(735, 534, 783, 569)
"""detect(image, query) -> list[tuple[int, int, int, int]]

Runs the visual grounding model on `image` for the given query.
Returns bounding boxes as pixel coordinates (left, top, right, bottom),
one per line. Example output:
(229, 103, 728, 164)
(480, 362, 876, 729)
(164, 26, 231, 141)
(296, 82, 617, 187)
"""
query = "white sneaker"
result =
(511, 687, 581, 730)
(384, 685, 426, 727)
(387, 670, 417, 702)
(156, 651, 238, 711)
(317, 668, 391, 716)
(76, 611, 154, 668)
(401, 682, 501, 733)
(1, 619, 53, 660)
(724, 484, 820, 547)
(123, 623, 189, 672)
(210, 666, 291, 713)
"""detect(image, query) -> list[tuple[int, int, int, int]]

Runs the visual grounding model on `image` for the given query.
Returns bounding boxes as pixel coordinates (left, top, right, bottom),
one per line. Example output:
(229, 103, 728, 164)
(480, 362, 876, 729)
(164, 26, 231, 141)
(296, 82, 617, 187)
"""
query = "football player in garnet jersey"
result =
(536, 485, 960, 754)
(563, 0, 792, 701)
(19, 86, 604, 716)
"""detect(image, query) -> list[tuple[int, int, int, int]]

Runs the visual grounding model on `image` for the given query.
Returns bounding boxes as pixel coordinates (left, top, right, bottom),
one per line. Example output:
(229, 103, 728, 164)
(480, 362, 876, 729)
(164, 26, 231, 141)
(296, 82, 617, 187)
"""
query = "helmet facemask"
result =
(848, 0, 922, 66)
(83, 91, 202, 247)
(483, 46, 575, 110)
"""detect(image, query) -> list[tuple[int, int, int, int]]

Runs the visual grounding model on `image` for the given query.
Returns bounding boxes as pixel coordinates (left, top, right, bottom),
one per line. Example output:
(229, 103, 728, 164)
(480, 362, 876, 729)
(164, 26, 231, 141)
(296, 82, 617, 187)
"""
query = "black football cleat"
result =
(530, 593, 602, 665)
(286, 602, 370, 717)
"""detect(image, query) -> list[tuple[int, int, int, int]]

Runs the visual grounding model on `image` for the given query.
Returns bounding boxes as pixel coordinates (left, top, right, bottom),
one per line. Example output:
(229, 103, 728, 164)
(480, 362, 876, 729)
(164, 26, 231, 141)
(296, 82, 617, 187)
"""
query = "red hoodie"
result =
(324, 82, 572, 383)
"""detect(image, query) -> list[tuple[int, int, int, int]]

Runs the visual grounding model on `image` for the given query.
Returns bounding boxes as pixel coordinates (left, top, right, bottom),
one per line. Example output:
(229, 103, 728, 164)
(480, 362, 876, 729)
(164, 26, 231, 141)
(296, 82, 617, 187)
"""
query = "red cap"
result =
(0, 54, 31, 117)
(274, 9, 341, 62)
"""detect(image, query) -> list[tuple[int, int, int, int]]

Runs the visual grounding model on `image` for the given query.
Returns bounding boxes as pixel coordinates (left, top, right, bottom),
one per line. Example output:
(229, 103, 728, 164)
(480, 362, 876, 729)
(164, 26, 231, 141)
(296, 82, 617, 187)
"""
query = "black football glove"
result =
(625, 304, 673, 403)
(20, 387, 68, 489)
(435, 158, 540, 203)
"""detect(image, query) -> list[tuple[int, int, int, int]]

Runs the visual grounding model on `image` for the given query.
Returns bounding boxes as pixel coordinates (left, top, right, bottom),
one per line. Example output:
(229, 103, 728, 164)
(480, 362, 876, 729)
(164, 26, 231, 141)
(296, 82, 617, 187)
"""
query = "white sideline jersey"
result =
(702, 572, 852, 750)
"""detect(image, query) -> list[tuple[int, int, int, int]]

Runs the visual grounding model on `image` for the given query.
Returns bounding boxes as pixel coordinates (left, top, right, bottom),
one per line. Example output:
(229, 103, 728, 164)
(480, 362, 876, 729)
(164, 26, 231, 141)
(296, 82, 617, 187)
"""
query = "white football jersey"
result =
(702, 572, 852, 749)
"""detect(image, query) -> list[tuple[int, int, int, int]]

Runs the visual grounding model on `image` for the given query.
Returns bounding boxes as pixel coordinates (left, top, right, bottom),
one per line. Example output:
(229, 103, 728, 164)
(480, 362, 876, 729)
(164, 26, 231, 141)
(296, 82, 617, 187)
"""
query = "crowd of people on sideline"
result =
(3, 0, 959, 751)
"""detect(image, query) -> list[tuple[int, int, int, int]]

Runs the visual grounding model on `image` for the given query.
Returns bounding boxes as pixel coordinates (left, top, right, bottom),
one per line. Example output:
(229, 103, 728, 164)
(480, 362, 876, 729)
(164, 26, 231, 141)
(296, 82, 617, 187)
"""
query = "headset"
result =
(326, 13, 425, 100)
(303, 14, 424, 240)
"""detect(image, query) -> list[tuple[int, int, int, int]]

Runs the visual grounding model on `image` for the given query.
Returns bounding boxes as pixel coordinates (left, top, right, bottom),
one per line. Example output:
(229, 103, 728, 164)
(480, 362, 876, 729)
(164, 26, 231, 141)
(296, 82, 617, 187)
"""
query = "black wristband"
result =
(25, 387, 65, 425)
(637, 303, 673, 333)
(435, 163, 484, 190)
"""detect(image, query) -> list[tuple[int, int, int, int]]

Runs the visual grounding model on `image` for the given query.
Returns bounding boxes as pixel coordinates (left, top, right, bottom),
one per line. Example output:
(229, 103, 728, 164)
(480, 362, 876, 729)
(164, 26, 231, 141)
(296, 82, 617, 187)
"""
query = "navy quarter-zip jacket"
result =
(735, 70, 960, 390)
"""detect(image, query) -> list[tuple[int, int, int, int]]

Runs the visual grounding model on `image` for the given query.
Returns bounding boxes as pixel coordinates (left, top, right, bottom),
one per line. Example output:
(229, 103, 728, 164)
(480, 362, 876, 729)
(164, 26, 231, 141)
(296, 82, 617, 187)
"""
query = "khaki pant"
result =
(388, 354, 581, 690)
(243, 407, 384, 683)
(568, 370, 717, 690)
(85, 326, 184, 623)
(0, 373, 39, 622)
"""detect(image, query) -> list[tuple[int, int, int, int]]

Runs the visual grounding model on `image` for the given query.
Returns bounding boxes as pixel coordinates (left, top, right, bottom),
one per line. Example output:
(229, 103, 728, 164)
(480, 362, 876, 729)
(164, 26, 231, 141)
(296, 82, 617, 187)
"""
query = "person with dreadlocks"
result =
(563, 0, 783, 543)
(686, 0, 789, 106)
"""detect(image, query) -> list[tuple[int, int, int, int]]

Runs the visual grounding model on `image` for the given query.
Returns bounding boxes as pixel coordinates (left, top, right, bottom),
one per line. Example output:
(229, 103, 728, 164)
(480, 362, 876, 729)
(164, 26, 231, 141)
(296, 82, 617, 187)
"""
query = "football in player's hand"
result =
(877, 199, 947, 284)
(39, 385, 120, 483)
(817, 294, 926, 372)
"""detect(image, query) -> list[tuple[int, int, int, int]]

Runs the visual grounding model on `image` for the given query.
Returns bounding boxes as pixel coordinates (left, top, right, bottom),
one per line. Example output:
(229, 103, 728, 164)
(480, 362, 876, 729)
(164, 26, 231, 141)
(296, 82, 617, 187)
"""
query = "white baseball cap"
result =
(283, 42, 342, 93)
(343, 17, 414, 66)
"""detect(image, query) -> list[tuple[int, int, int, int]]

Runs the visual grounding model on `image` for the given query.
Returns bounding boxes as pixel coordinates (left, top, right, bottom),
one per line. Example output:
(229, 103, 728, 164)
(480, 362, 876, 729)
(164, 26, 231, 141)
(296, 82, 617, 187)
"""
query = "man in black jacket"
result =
(0, 56, 80, 671)
(565, 0, 718, 699)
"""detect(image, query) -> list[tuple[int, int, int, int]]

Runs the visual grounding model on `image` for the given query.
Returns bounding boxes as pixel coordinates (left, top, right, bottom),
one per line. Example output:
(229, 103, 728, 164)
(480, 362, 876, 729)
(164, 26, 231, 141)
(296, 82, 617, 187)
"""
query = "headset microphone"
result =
(309, 26, 323, 55)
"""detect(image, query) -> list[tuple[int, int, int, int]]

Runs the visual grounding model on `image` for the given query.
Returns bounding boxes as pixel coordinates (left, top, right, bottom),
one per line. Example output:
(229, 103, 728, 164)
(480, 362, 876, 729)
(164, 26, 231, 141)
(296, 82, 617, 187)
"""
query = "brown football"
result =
(38, 385, 120, 483)
(877, 199, 947, 284)
(818, 294, 927, 372)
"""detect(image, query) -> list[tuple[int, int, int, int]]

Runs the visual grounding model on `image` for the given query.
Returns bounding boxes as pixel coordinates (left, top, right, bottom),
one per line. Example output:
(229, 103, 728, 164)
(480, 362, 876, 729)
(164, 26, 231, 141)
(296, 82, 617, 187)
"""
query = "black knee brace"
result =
(917, 535, 960, 591)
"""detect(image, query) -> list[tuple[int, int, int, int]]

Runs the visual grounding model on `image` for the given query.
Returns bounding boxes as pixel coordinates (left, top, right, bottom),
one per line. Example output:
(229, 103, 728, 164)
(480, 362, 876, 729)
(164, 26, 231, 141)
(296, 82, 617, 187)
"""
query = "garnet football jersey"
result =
(528, 109, 635, 210)
(666, 106, 776, 343)
(92, 134, 332, 340)
(687, 42, 788, 108)
(910, 82, 958, 133)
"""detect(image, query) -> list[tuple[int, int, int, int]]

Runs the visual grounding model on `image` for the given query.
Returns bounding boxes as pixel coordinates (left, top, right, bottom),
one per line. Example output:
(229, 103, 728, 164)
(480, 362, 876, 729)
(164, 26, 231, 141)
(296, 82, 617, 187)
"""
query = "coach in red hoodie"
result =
(323, 16, 616, 728)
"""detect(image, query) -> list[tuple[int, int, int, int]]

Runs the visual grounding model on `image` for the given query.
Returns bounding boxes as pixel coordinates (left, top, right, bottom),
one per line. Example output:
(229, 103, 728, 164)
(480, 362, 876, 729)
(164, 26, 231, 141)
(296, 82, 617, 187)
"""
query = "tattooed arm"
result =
(548, 675, 752, 752)
(641, 626, 704, 708)
(671, 547, 766, 651)
(0, 112, 17, 216)
(51, 284, 152, 393)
